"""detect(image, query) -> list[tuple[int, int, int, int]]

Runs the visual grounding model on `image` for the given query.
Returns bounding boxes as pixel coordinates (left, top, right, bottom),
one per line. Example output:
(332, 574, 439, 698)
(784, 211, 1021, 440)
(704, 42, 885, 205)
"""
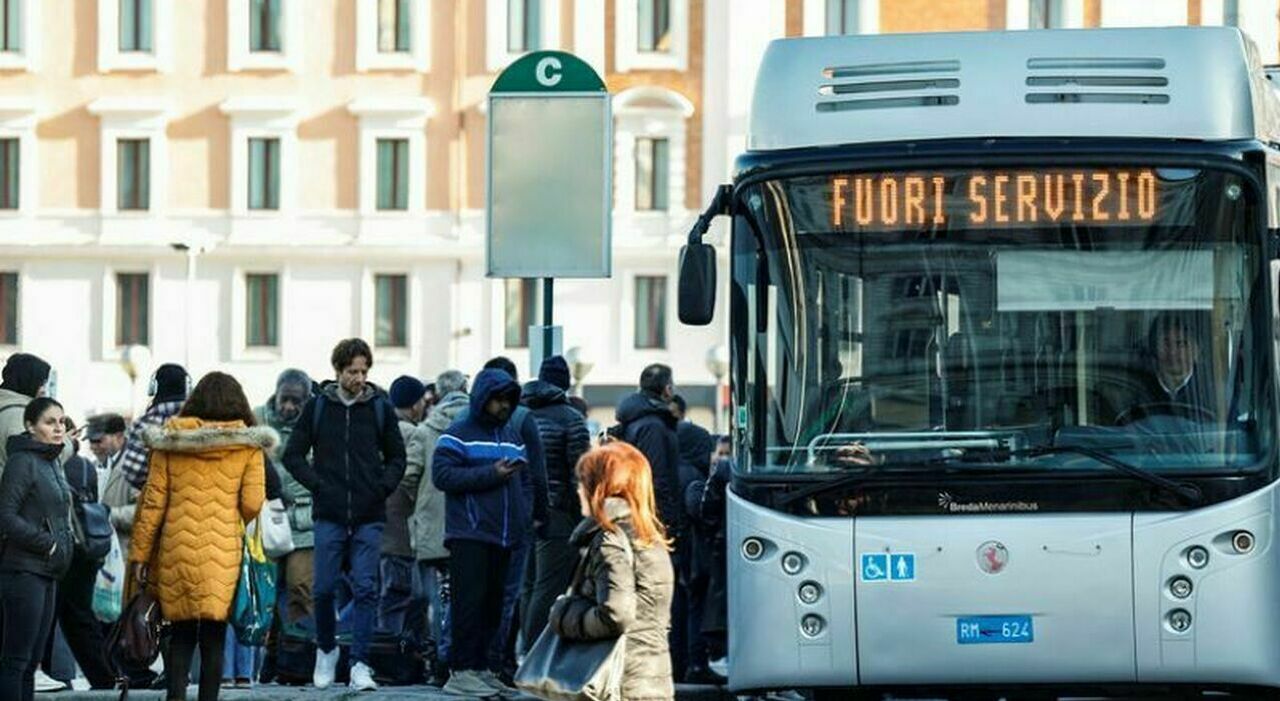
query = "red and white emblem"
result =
(977, 541, 1009, 574)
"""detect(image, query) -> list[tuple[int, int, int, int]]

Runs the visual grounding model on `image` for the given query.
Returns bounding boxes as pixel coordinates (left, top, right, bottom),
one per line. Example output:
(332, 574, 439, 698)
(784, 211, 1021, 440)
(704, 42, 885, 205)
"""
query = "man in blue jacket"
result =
(283, 338, 407, 692)
(431, 368, 530, 698)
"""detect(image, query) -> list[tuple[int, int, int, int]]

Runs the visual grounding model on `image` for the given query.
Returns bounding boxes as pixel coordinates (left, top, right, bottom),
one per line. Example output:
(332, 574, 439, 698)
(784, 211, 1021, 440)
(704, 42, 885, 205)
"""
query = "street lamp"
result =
(120, 344, 152, 417)
(564, 345, 595, 398)
(706, 344, 729, 433)
(171, 240, 213, 370)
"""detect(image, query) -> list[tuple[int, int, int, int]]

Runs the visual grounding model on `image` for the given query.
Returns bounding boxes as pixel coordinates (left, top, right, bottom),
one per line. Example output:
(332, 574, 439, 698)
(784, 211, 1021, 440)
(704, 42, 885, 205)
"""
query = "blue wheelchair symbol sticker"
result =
(889, 553, 916, 581)
(860, 553, 889, 582)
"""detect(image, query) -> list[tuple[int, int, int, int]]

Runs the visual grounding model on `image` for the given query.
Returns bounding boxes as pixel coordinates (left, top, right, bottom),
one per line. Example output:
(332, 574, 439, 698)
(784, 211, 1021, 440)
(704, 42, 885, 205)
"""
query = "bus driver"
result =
(1118, 313, 1218, 425)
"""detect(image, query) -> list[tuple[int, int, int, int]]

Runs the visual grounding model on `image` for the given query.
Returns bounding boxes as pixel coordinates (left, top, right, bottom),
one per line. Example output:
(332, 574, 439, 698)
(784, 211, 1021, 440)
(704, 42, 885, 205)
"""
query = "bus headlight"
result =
(1169, 576, 1193, 599)
(800, 614, 825, 638)
(781, 551, 806, 575)
(1167, 609, 1192, 633)
(1232, 530, 1255, 554)
(741, 538, 765, 561)
(1185, 546, 1209, 569)
(798, 581, 823, 604)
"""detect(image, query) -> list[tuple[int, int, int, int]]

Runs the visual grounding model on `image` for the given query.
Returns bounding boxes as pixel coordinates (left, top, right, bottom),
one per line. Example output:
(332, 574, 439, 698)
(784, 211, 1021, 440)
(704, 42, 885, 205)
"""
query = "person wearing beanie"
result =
(378, 375, 431, 641)
(516, 355, 590, 658)
(121, 363, 191, 490)
(0, 353, 52, 469)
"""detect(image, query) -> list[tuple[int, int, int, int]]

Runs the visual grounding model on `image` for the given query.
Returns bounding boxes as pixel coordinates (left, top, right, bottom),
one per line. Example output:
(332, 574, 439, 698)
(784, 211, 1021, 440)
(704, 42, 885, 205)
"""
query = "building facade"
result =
(0, 0, 1275, 423)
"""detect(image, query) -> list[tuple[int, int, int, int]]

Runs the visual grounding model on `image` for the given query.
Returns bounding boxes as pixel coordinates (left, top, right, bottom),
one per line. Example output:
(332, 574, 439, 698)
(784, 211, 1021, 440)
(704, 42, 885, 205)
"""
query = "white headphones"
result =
(147, 365, 193, 397)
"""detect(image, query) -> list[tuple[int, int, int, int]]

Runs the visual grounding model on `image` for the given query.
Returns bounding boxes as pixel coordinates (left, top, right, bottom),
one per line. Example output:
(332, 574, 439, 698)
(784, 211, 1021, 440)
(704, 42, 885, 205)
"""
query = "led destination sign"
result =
(828, 169, 1161, 231)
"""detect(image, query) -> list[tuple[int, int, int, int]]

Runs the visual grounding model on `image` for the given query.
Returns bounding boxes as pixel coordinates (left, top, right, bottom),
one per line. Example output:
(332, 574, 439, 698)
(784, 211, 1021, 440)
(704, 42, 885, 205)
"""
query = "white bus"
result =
(679, 26, 1280, 698)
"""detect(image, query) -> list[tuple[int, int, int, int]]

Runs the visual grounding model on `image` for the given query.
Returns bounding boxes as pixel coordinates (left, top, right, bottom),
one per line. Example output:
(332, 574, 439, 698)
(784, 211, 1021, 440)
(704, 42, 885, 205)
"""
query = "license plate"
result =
(956, 615, 1034, 644)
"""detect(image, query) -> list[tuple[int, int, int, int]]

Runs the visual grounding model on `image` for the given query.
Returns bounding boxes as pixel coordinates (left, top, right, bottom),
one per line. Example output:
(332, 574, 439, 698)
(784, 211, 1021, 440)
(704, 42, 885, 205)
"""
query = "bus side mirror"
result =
(679, 242, 717, 326)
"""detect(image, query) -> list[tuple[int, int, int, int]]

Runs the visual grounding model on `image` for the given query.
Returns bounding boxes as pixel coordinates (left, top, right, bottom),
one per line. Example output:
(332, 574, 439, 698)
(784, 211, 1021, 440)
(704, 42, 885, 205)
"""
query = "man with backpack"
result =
(283, 339, 407, 692)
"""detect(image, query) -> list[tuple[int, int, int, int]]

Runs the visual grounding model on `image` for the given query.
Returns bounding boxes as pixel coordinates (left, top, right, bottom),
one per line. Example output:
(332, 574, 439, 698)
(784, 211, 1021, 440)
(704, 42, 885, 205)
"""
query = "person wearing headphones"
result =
(121, 363, 191, 490)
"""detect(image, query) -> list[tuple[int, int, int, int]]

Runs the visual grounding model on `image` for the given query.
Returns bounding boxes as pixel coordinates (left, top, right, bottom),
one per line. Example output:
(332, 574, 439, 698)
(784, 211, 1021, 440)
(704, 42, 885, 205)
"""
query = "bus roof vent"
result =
(818, 60, 960, 113)
(1024, 57, 1170, 105)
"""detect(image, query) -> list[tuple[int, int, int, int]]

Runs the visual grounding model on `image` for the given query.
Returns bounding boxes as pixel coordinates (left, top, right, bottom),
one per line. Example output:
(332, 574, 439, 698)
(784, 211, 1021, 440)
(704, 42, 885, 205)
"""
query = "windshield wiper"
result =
(777, 444, 1203, 507)
(1018, 444, 1203, 506)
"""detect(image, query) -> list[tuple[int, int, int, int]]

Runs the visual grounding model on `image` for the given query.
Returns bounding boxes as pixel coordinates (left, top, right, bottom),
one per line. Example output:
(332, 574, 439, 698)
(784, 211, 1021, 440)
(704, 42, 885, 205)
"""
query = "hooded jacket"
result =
(129, 418, 272, 622)
(282, 382, 407, 527)
(521, 380, 590, 518)
(548, 498, 675, 701)
(409, 390, 468, 561)
(0, 434, 74, 579)
(255, 400, 315, 549)
(431, 369, 531, 549)
(615, 393, 684, 532)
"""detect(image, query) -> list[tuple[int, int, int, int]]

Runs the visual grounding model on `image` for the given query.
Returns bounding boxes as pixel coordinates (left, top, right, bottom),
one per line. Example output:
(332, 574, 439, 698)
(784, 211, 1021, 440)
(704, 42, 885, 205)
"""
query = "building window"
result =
(250, 0, 281, 51)
(375, 274, 407, 347)
(117, 139, 150, 211)
(635, 276, 667, 349)
(378, 0, 411, 52)
(1028, 0, 1061, 29)
(504, 278, 538, 348)
(0, 138, 17, 210)
(247, 137, 280, 210)
(637, 0, 670, 52)
(119, 0, 152, 52)
(0, 273, 15, 345)
(245, 273, 279, 347)
(1, 0, 20, 51)
(634, 137, 669, 211)
(507, 0, 540, 53)
(116, 273, 148, 346)
(376, 138, 409, 211)
(825, 0, 859, 35)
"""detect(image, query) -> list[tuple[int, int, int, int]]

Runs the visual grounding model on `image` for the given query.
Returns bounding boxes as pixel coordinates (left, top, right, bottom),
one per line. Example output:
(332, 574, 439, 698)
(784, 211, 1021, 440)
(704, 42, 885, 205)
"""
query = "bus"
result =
(678, 26, 1280, 698)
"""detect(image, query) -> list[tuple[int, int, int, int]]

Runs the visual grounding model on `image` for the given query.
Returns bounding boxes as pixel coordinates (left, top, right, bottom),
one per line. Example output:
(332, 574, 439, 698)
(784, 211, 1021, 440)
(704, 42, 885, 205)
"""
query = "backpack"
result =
(68, 457, 113, 562)
(311, 394, 390, 438)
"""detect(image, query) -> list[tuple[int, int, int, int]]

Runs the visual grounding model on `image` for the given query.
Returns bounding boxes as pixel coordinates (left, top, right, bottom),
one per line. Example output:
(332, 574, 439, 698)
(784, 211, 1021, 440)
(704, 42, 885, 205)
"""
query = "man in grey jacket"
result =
(254, 369, 315, 634)
(409, 369, 468, 685)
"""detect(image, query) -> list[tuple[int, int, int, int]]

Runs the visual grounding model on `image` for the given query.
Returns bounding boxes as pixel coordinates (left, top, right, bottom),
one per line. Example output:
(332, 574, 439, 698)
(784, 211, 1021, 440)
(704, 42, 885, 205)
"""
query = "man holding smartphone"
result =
(430, 367, 531, 698)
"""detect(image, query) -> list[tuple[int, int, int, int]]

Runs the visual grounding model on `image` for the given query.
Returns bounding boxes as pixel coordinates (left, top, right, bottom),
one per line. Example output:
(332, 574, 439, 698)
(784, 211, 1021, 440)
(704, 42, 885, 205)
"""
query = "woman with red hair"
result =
(548, 442, 676, 701)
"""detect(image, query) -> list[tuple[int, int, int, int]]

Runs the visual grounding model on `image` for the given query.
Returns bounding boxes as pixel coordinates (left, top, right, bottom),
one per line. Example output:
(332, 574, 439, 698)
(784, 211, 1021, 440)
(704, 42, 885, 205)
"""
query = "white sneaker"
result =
(443, 670, 498, 698)
(313, 646, 341, 690)
(33, 669, 66, 692)
(349, 662, 378, 692)
(69, 675, 90, 691)
(478, 670, 520, 697)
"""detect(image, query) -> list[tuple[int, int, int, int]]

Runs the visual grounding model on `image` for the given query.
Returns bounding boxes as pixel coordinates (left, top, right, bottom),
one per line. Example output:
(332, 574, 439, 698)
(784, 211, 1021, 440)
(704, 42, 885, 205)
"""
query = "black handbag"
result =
(107, 586, 167, 701)
(513, 533, 632, 701)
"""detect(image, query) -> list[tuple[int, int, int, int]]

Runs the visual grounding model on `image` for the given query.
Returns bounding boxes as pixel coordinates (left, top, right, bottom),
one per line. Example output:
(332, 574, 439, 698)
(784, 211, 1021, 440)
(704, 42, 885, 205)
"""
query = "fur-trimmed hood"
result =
(143, 416, 280, 453)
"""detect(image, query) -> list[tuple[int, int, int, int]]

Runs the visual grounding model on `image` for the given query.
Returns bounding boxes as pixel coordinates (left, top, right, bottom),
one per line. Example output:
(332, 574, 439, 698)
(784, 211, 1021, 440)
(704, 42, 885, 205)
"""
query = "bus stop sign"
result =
(487, 51, 611, 278)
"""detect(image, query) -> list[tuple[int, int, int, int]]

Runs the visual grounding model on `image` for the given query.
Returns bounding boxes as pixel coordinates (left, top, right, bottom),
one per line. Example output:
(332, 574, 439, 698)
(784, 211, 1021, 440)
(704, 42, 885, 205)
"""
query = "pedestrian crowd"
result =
(0, 339, 732, 700)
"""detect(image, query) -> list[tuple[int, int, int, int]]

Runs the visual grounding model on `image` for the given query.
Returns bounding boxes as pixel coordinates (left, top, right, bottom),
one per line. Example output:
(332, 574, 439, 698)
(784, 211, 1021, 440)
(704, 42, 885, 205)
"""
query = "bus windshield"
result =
(734, 165, 1274, 474)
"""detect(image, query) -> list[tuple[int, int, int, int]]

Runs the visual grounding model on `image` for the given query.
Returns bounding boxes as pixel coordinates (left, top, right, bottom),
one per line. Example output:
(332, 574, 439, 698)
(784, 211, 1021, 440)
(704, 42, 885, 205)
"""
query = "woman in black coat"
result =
(0, 397, 75, 701)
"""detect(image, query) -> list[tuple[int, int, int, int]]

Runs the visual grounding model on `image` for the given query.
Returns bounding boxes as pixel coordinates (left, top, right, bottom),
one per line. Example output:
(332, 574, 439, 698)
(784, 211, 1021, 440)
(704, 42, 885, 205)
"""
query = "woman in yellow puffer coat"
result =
(128, 371, 275, 701)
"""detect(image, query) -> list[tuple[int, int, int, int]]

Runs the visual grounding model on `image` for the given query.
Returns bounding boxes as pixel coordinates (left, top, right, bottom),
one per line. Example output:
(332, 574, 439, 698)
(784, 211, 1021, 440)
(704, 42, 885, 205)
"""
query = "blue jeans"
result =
(221, 627, 256, 681)
(415, 561, 451, 665)
(313, 520, 383, 665)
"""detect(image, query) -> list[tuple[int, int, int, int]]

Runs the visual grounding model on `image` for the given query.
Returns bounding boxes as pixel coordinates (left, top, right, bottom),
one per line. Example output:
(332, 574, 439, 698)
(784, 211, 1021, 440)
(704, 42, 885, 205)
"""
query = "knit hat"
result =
(538, 355, 572, 391)
(151, 363, 190, 402)
(389, 375, 428, 409)
(0, 353, 51, 398)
